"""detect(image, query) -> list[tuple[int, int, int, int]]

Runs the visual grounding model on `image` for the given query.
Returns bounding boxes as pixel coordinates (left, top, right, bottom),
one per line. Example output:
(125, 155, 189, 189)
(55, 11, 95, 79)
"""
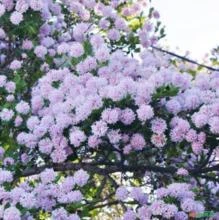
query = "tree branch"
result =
(198, 164, 219, 173)
(152, 46, 219, 72)
(22, 162, 177, 177)
(21, 161, 219, 180)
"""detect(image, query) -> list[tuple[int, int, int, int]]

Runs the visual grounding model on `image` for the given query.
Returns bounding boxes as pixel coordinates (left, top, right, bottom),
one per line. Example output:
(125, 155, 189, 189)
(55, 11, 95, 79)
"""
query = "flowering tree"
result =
(0, 0, 219, 219)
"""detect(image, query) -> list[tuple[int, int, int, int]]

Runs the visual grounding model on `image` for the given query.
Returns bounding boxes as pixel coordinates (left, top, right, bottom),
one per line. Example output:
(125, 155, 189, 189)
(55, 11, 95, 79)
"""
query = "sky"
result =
(153, 0, 219, 60)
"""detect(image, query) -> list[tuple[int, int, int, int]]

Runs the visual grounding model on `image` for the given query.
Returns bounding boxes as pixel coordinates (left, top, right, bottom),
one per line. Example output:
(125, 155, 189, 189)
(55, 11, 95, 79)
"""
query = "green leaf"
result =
(14, 73, 27, 93)
(153, 85, 179, 101)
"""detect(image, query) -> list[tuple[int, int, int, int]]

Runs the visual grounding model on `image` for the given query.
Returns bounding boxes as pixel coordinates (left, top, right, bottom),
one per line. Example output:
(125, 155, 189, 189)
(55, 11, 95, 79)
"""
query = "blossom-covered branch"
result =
(0, 0, 219, 219)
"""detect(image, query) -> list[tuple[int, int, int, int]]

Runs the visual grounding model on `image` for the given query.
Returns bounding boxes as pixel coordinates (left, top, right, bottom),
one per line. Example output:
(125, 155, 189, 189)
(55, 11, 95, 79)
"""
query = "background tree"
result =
(0, 0, 218, 219)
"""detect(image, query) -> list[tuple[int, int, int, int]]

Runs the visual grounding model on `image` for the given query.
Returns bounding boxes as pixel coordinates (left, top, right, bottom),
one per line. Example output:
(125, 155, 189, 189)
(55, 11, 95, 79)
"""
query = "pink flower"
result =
(2, 0, 14, 11)
(123, 210, 136, 220)
(52, 208, 68, 220)
(138, 206, 152, 219)
(40, 168, 56, 184)
(166, 99, 181, 114)
(91, 120, 108, 137)
(107, 129, 121, 144)
(181, 198, 198, 212)
(192, 142, 203, 155)
(0, 169, 13, 184)
(34, 45, 47, 58)
(51, 149, 67, 163)
(0, 4, 6, 17)
(0, 75, 6, 87)
(3, 207, 21, 220)
(0, 28, 6, 39)
(88, 135, 101, 148)
(14, 116, 23, 127)
(73, 169, 89, 187)
(16, 101, 30, 115)
(0, 108, 14, 121)
(130, 133, 146, 150)
(137, 104, 154, 122)
(185, 129, 197, 143)
(209, 116, 219, 134)
(10, 11, 23, 25)
(69, 43, 84, 58)
(170, 128, 184, 142)
(151, 118, 167, 134)
(101, 108, 120, 124)
(29, 0, 43, 11)
(192, 113, 208, 128)
(130, 187, 147, 205)
(70, 129, 86, 147)
(57, 42, 69, 54)
(6, 95, 14, 102)
(39, 138, 53, 154)
(5, 81, 16, 93)
(115, 17, 127, 30)
(197, 132, 206, 144)
(22, 39, 33, 50)
(95, 46, 110, 62)
(177, 168, 189, 176)
(150, 200, 165, 216)
(151, 133, 166, 148)
(153, 10, 160, 19)
(73, 22, 90, 42)
(99, 18, 110, 30)
(120, 108, 135, 125)
(174, 211, 188, 220)
(68, 214, 80, 220)
(15, 0, 29, 13)
(162, 204, 178, 219)
(115, 186, 129, 201)
(108, 28, 120, 41)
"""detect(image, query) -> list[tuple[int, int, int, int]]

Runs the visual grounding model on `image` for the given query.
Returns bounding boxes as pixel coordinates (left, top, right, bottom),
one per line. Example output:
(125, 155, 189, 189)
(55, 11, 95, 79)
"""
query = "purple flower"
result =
(29, 0, 43, 11)
(0, 4, 6, 17)
(0, 169, 13, 184)
(116, 186, 129, 201)
(3, 207, 21, 220)
(102, 108, 120, 124)
(209, 116, 219, 134)
(137, 104, 154, 122)
(91, 120, 108, 137)
(10, 11, 23, 25)
(70, 129, 86, 147)
(151, 118, 167, 134)
(120, 108, 135, 125)
(73, 169, 89, 187)
(151, 133, 166, 148)
(16, 101, 30, 115)
(130, 133, 146, 150)
(69, 42, 84, 58)
(40, 168, 56, 184)
(123, 210, 136, 220)
(0, 108, 14, 121)
(108, 28, 121, 41)
(162, 204, 178, 219)
(177, 168, 189, 176)
(34, 45, 47, 58)
(130, 187, 147, 205)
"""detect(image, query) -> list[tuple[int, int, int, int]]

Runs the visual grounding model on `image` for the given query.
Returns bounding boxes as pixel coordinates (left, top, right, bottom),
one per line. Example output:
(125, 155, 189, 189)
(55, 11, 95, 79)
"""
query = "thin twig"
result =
(152, 46, 219, 72)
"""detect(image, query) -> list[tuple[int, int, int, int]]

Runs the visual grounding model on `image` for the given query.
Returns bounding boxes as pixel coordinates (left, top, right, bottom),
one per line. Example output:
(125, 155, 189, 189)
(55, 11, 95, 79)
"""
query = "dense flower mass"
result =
(0, 0, 218, 219)
(118, 183, 205, 219)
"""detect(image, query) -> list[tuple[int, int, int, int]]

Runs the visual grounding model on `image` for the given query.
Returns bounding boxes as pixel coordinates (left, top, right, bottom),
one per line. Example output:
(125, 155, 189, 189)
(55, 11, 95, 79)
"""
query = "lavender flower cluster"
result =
(0, 0, 218, 219)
